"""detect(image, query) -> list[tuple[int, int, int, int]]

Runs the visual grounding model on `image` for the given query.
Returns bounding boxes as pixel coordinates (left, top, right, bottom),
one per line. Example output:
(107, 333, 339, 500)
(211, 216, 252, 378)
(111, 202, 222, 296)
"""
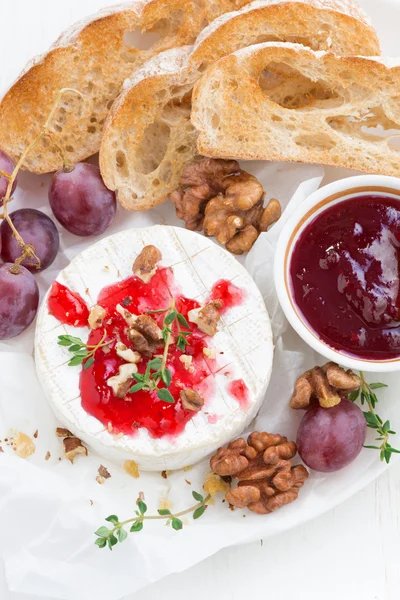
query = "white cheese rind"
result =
(34, 225, 273, 471)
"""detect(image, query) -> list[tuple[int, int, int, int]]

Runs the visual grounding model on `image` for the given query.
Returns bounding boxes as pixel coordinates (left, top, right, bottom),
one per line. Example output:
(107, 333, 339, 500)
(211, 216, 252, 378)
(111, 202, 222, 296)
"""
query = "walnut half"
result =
(180, 389, 204, 412)
(171, 158, 281, 254)
(133, 246, 162, 283)
(188, 300, 223, 337)
(210, 432, 308, 515)
(290, 362, 362, 410)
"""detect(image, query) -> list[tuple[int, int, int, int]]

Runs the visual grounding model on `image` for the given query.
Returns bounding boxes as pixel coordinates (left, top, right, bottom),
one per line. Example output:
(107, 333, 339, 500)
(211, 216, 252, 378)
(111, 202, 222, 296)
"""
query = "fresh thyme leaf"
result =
(177, 334, 189, 352)
(58, 335, 83, 346)
(73, 348, 89, 357)
(95, 526, 111, 538)
(192, 491, 204, 502)
(69, 344, 83, 352)
(193, 506, 206, 520)
(171, 518, 183, 531)
(161, 368, 172, 388)
(95, 538, 107, 548)
(348, 389, 360, 402)
(133, 373, 145, 382)
(369, 382, 388, 390)
(158, 509, 171, 516)
(84, 356, 95, 370)
(147, 358, 162, 371)
(146, 308, 169, 314)
(137, 500, 147, 515)
(68, 355, 84, 367)
(117, 528, 128, 543)
(364, 412, 379, 428)
(105, 515, 119, 525)
(130, 382, 145, 393)
(130, 521, 143, 532)
(176, 313, 190, 329)
(108, 534, 118, 550)
(164, 311, 177, 325)
(162, 326, 172, 343)
(157, 389, 175, 404)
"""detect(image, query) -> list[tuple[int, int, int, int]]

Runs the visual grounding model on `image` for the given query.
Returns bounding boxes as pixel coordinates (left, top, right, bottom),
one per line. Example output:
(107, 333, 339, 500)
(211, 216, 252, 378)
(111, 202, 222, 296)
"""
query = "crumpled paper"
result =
(0, 161, 398, 600)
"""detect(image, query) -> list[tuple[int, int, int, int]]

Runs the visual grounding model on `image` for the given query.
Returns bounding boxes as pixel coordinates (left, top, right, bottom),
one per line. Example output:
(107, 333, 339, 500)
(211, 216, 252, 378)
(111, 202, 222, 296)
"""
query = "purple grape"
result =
(0, 149, 17, 201)
(49, 163, 116, 236)
(0, 209, 59, 272)
(296, 398, 366, 472)
(0, 263, 39, 339)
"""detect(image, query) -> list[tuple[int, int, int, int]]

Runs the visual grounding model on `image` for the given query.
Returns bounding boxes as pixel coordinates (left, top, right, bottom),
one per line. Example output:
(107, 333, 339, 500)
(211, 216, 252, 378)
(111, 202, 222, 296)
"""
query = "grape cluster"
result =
(0, 149, 116, 340)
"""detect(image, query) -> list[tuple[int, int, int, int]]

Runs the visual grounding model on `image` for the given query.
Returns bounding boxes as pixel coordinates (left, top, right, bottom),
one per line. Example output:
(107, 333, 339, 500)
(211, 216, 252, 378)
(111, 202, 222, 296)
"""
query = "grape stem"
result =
(0, 88, 83, 273)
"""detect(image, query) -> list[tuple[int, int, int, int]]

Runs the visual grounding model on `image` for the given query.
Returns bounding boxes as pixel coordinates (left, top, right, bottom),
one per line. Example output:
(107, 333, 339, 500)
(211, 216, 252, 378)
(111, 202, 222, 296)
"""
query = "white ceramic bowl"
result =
(274, 175, 400, 373)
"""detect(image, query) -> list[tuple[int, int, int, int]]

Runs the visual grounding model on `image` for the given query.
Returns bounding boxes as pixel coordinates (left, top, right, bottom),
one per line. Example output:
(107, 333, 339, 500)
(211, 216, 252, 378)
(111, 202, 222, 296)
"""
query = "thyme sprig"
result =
(349, 372, 400, 464)
(132, 300, 193, 403)
(58, 331, 110, 369)
(95, 491, 211, 550)
(147, 303, 192, 353)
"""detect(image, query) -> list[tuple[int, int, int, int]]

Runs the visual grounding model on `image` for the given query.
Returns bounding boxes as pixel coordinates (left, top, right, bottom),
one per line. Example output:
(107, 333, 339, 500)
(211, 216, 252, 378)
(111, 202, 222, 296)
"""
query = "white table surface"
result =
(1, 1, 400, 599)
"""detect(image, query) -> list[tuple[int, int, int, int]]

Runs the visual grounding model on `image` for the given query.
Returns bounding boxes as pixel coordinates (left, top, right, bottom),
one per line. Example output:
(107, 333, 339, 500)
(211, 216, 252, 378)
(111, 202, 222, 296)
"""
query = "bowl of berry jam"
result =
(274, 175, 400, 372)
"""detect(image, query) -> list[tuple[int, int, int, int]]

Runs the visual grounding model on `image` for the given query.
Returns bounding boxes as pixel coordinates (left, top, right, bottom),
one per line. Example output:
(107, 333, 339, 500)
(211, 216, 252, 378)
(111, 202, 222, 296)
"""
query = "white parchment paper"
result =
(0, 160, 399, 600)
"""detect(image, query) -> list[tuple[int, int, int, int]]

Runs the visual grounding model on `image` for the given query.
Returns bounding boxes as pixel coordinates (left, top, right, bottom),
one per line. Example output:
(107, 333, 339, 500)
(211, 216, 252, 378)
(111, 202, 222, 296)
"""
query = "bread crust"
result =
(190, 0, 380, 72)
(192, 43, 400, 177)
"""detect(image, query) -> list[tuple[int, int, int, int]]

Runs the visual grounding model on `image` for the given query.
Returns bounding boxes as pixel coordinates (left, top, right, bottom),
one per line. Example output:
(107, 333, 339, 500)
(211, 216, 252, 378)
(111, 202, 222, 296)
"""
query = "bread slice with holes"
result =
(100, 47, 198, 210)
(191, 43, 400, 176)
(0, 0, 255, 174)
(99, 0, 380, 210)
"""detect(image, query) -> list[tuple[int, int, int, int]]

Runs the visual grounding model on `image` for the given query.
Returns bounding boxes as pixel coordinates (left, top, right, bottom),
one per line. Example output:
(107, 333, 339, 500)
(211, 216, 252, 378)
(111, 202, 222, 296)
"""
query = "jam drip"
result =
(75, 268, 245, 439)
(290, 195, 400, 360)
(48, 281, 89, 327)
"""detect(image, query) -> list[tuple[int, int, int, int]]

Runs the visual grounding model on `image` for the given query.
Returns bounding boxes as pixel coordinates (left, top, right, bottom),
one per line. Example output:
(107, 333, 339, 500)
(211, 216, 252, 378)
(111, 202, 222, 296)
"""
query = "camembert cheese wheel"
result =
(35, 226, 273, 470)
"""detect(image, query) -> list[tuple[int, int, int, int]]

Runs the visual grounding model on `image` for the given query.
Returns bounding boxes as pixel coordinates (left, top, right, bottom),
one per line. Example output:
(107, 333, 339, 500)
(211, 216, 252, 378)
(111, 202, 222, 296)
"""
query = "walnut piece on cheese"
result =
(116, 303, 138, 326)
(180, 389, 205, 412)
(107, 363, 138, 398)
(188, 300, 223, 336)
(133, 245, 162, 283)
(88, 305, 106, 329)
(128, 315, 164, 357)
(115, 342, 141, 364)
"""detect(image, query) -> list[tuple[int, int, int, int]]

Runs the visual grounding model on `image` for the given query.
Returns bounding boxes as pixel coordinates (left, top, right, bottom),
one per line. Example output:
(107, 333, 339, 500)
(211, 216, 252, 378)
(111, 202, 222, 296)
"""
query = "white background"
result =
(1, 0, 400, 599)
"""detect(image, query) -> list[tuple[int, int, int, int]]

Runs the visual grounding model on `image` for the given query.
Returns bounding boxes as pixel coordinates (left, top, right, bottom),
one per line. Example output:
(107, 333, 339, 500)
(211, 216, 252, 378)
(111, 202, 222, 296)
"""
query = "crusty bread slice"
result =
(191, 42, 400, 177)
(0, 0, 255, 174)
(100, 46, 198, 211)
(100, 0, 381, 210)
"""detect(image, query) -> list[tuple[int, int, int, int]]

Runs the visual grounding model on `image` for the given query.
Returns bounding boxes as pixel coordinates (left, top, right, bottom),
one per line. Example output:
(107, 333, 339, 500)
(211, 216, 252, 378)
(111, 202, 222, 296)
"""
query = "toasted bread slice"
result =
(191, 42, 400, 177)
(100, 46, 198, 211)
(100, 0, 380, 210)
(0, 0, 254, 174)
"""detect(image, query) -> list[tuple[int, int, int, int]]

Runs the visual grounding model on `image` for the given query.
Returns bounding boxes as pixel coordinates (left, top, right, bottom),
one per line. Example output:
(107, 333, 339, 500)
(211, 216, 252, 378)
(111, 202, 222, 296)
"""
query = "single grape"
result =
(0, 209, 59, 272)
(0, 149, 17, 201)
(49, 163, 116, 236)
(0, 263, 39, 339)
(296, 398, 366, 472)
